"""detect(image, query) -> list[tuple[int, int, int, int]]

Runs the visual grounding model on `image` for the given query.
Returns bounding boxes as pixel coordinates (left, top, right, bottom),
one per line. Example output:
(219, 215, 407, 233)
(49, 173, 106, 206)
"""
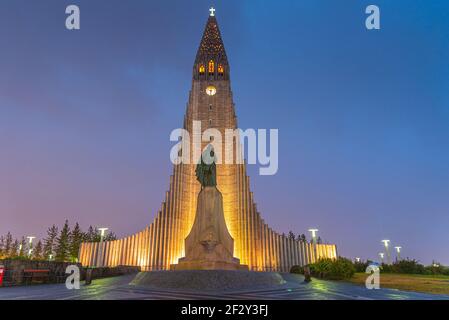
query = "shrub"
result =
(390, 259, 425, 274)
(354, 261, 369, 273)
(290, 265, 304, 274)
(425, 264, 449, 276)
(306, 257, 355, 280)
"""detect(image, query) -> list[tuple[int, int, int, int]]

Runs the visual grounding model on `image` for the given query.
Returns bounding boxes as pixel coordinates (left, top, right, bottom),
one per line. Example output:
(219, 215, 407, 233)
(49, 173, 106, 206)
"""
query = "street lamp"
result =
(308, 229, 319, 244)
(98, 228, 108, 240)
(96, 227, 109, 267)
(381, 239, 391, 264)
(355, 257, 361, 263)
(394, 246, 402, 261)
(308, 228, 319, 263)
(27, 236, 36, 257)
(379, 252, 385, 264)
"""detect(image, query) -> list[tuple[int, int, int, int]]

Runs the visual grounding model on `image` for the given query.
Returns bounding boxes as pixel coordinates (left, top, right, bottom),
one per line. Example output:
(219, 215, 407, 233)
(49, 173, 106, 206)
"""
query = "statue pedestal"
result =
(171, 187, 247, 271)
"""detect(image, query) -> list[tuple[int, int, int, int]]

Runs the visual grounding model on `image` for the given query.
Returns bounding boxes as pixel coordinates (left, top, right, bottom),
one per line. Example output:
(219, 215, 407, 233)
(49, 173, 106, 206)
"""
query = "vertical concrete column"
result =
(149, 223, 155, 270)
(154, 215, 161, 270)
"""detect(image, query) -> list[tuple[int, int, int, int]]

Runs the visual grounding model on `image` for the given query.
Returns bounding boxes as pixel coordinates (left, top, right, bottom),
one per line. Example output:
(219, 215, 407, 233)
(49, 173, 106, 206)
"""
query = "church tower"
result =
(78, 9, 337, 272)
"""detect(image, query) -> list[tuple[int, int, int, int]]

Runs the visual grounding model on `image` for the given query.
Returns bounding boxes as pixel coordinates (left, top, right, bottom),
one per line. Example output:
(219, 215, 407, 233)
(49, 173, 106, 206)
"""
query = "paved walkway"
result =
(0, 273, 448, 300)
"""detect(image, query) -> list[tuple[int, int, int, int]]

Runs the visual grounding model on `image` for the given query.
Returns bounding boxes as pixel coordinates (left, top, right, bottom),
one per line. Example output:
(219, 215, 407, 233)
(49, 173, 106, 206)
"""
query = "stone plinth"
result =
(131, 270, 286, 291)
(171, 186, 247, 271)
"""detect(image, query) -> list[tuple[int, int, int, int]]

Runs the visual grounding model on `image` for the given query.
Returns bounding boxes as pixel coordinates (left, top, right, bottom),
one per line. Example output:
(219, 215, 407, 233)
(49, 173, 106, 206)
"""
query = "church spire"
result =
(194, 8, 229, 80)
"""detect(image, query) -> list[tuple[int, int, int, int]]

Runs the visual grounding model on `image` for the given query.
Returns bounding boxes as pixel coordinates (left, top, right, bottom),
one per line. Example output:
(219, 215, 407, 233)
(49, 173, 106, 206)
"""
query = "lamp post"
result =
(394, 246, 402, 261)
(27, 236, 36, 258)
(381, 239, 391, 264)
(96, 227, 108, 267)
(308, 229, 319, 244)
(355, 257, 361, 263)
(308, 228, 319, 262)
(379, 252, 385, 264)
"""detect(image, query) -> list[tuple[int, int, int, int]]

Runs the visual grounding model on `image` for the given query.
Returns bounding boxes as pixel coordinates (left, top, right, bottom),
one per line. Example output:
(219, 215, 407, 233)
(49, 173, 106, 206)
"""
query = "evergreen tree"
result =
(69, 222, 83, 262)
(300, 234, 307, 243)
(80, 225, 116, 243)
(18, 236, 26, 257)
(288, 231, 295, 240)
(43, 225, 58, 260)
(104, 231, 117, 241)
(11, 239, 19, 258)
(0, 235, 5, 258)
(33, 240, 43, 260)
(317, 236, 322, 244)
(85, 225, 98, 242)
(5, 232, 13, 258)
(55, 220, 71, 262)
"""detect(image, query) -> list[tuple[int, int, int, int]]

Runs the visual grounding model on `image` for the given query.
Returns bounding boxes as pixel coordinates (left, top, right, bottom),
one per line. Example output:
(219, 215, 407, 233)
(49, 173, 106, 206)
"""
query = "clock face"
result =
(206, 85, 217, 96)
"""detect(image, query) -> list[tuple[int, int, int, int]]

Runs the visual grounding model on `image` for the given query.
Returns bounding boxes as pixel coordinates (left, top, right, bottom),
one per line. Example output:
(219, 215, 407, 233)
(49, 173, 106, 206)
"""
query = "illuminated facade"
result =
(79, 12, 337, 272)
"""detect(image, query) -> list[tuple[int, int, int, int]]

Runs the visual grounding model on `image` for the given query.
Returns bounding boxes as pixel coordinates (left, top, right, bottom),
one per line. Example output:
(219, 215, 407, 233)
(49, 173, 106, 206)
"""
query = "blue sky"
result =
(0, 0, 448, 264)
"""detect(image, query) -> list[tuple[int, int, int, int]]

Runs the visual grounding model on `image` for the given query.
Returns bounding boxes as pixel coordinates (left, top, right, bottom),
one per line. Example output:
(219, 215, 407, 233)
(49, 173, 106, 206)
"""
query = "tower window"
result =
(208, 60, 215, 73)
(218, 64, 224, 74)
(209, 119, 213, 126)
(199, 64, 205, 74)
(209, 104, 212, 111)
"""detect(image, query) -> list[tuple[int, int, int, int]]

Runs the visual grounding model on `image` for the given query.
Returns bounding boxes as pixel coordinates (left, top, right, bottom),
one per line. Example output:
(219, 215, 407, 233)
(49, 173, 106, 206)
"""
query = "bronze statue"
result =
(195, 145, 217, 188)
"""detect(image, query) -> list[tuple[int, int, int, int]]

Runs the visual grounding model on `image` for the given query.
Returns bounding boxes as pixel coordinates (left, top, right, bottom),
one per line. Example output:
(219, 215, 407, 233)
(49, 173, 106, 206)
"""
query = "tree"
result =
(55, 220, 71, 262)
(84, 226, 98, 242)
(298, 234, 307, 243)
(69, 222, 83, 262)
(105, 232, 117, 241)
(317, 236, 322, 244)
(33, 240, 43, 260)
(43, 225, 58, 260)
(83, 226, 118, 242)
(5, 232, 13, 258)
(0, 235, 5, 258)
(288, 231, 295, 240)
(10, 239, 19, 258)
(18, 236, 26, 257)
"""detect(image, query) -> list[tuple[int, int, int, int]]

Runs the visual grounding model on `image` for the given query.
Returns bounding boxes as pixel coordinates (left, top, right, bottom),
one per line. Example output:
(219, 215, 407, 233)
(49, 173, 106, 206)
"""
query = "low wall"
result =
(0, 259, 139, 287)
(80, 235, 338, 272)
(86, 265, 140, 280)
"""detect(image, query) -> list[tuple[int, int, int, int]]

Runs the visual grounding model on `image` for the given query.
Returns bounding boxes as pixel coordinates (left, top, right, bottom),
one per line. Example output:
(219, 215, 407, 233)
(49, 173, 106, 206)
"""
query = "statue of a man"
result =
(195, 145, 217, 188)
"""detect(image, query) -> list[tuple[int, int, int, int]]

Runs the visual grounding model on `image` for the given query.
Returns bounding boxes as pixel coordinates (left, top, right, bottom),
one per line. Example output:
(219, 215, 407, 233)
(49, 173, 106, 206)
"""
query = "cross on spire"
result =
(209, 7, 216, 16)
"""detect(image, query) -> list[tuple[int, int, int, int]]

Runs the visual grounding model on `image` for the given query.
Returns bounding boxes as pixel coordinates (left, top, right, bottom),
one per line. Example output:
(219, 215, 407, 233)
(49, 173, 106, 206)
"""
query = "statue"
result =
(171, 144, 247, 271)
(195, 145, 217, 188)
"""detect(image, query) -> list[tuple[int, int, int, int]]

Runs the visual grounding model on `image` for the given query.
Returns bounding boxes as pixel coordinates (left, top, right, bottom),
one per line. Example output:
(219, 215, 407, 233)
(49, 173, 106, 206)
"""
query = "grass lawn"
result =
(346, 273, 449, 295)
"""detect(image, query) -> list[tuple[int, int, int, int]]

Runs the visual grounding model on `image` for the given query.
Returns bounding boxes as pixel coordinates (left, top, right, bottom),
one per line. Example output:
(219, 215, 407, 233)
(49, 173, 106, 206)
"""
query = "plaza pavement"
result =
(0, 273, 448, 300)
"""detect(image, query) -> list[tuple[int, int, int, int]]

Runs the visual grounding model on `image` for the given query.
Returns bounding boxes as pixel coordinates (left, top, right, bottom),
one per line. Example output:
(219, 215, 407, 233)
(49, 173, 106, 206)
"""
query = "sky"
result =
(0, 0, 448, 265)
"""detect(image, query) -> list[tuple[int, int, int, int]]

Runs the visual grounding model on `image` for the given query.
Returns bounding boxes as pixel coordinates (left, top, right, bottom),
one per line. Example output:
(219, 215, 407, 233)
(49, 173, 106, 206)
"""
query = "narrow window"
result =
(199, 64, 205, 74)
(218, 64, 224, 74)
(208, 60, 215, 73)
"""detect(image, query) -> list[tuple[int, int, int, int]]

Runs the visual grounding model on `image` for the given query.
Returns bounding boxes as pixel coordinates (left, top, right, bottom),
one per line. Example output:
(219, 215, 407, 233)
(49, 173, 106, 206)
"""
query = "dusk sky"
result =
(1, 0, 448, 264)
